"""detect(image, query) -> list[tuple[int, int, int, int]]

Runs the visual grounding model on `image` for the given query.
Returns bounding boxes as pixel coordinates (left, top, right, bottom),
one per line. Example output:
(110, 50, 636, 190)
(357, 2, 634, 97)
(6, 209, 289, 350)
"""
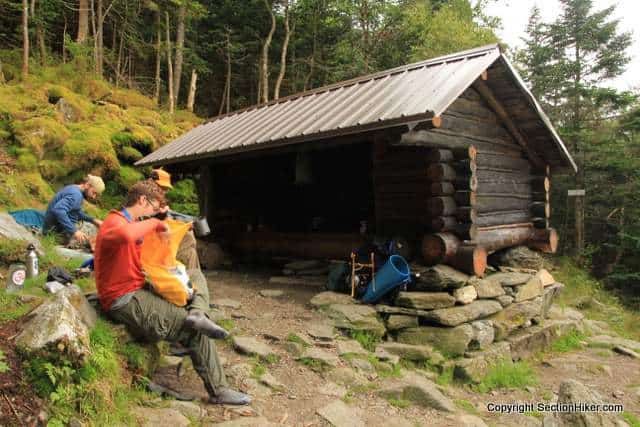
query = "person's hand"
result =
(93, 219, 103, 227)
(156, 221, 170, 241)
(73, 230, 89, 243)
(159, 205, 170, 214)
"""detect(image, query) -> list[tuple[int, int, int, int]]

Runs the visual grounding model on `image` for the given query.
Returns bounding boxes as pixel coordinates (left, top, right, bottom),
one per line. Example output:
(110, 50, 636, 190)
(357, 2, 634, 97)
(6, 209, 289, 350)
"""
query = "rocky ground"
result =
(142, 269, 640, 427)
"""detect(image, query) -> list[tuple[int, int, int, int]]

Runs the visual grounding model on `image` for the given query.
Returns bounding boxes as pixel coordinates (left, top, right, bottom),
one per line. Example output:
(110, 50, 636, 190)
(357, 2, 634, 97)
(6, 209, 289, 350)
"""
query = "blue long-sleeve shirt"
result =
(43, 185, 95, 234)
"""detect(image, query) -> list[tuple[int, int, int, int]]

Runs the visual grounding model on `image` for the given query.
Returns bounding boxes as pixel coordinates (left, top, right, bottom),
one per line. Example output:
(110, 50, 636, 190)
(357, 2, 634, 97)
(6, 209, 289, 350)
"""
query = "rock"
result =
(197, 241, 228, 269)
(489, 297, 544, 340)
(136, 407, 190, 427)
(378, 372, 456, 412)
(424, 300, 503, 327)
(395, 292, 456, 310)
(226, 363, 253, 382)
(541, 283, 565, 318)
(317, 382, 348, 398)
(550, 379, 628, 427)
(243, 378, 272, 397)
(470, 276, 506, 299)
(168, 401, 205, 420)
(336, 339, 368, 356)
(259, 289, 284, 298)
(613, 346, 639, 359)
(453, 414, 488, 427)
(454, 286, 478, 305)
(324, 367, 370, 388)
(489, 246, 544, 270)
(589, 335, 640, 352)
(370, 416, 415, 427)
(162, 355, 183, 369)
(507, 320, 579, 360)
(350, 358, 374, 372)
(307, 322, 335, 341)
(547, 305, 584, 322)
(484, 272, 532, 287)
(397, 324, 474, 356)
(316, 400, 365, 427)
(470, 320, 495, 350)
(512, 273, 545, 302)
(375, 304, 436, 318)
(282, 341, 304, 356)
(259, 372, 285, 390)
(298, 347, 339, 367)
(412, 264, 470, 290)
(373, 347, 401, 365)
(232, 336, 277, 359)
(0, 212, 43, 253)
(207, 417, 277, 427)
(385, 314, 419, 331)
(324, 304, 386, 337)
(497, 413, 543, 427)
(55, 98, 80, 122)
(16, 285, 93, 359)
(583, 319, 610, 335)
(455, 341, 512, 383)
(496, 295, 514, 307)
(309, 291, 355, 308)
(211, 298, 241, 309)
(377, 342, 443, 364)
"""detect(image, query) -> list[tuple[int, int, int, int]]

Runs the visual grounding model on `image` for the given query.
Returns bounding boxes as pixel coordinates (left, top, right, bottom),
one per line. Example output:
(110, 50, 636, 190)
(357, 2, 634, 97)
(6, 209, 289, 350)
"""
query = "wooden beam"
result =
(472, 79, 545, 168)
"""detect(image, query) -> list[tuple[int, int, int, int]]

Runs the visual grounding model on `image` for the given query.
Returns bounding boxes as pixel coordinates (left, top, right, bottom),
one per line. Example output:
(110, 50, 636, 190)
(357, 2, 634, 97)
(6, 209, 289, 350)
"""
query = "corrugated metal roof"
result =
(137, 44, 575, 172)
(137, 44, 503, 166)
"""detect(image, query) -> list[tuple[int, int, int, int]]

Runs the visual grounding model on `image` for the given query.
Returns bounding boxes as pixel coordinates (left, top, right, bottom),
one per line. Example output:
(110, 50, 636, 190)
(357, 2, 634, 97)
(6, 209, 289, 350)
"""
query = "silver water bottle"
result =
(26, 243, 39, 278)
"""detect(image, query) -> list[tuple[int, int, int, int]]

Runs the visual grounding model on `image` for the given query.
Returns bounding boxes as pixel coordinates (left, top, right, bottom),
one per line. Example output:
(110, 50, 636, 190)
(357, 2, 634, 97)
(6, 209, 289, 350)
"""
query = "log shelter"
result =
(137, 44, 577, 277)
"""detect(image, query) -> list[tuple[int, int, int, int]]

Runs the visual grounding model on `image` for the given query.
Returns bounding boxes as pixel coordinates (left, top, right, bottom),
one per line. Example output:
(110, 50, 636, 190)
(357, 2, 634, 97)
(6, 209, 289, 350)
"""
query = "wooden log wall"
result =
(413, 86, 559, 275)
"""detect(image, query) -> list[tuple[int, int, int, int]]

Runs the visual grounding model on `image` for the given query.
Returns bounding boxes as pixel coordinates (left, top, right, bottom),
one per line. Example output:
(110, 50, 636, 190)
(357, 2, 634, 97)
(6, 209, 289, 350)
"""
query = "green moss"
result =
(286, 333, 310, 347)
(63, 125, 120, 175)
(39, 159, 72, 181)
(0, 350, 9, 373)
(16, 150, 38, 171)
(387, 397, 412, 408)
(166, 179, 199, 216)
(455, 399, 478, 415)
(118, 146, 144, 163)
(12, 116, 70, 158)
(117, 166, 144, 188)
(0, 237, 27, 265)
(0, 291, 33, 323)
(622, 412, 640, 427)
(0, 172, 53, 209)
(108, 88, 156, 110)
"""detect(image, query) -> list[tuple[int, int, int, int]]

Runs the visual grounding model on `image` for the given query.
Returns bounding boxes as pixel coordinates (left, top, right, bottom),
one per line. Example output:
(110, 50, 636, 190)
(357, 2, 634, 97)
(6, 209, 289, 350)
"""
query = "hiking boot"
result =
(184, 311, 229, 339)
(208, 388, 252, 405)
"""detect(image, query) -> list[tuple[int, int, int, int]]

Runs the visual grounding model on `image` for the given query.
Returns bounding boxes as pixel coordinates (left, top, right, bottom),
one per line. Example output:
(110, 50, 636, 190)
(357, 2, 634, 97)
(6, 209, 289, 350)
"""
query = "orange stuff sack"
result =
(140, 219, 196, 306)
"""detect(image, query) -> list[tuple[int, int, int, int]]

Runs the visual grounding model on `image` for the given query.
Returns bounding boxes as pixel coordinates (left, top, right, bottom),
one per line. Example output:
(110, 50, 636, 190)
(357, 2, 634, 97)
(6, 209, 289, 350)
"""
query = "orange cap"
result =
(153, 168, 173, 189)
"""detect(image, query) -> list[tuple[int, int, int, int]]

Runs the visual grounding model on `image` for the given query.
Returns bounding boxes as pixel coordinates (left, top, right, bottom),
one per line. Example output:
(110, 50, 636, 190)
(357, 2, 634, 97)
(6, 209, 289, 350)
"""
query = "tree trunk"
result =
(274, 0, 291, 100)
(260, 0, 276, 103)
(173, 3, 186, 104)
(225, 30, 231, 113)
(62, 17, 67, 63)
(90, 0, 98, 72)
(116, 27, 124, 86)
(303, 3, 319, 91)
(78, 0, 89, 43)
(154, 10, 161, 104)
(0, 58, 5, 83)
(186, 69, 197, 112)
(96, 0, 103, 76)
(166, 12, 174, 114)
(22, 0, 29, 80)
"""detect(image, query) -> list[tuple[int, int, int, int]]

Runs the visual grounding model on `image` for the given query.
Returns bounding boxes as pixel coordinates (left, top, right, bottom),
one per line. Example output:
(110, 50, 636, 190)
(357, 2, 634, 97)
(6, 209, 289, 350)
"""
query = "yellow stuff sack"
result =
(140, 219, 196, 306)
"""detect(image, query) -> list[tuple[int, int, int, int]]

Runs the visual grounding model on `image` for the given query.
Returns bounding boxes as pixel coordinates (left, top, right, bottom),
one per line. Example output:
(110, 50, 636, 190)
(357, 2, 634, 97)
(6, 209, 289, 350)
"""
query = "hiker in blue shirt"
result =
(44, 175, 105, 246)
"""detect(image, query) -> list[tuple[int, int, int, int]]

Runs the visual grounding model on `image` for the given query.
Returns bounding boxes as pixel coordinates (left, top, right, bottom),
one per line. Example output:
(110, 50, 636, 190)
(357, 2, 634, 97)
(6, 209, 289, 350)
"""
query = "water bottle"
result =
(26, 244, 39, 279)
(6, 263, 27, 293)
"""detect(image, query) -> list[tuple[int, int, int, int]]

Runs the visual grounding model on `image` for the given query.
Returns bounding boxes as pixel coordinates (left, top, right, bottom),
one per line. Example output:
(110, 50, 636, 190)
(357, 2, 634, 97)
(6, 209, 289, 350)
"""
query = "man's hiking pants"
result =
(108, 268, 226, 395)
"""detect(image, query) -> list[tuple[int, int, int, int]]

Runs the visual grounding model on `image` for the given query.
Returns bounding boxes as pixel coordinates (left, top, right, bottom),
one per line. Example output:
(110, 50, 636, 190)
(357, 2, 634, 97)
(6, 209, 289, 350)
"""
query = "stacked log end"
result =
(529, 165, 557, 253)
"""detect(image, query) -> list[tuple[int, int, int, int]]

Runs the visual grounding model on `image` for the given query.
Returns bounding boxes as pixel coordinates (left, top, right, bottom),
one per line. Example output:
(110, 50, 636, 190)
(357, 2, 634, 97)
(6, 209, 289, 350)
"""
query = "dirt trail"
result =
(150, 269, 640, 426)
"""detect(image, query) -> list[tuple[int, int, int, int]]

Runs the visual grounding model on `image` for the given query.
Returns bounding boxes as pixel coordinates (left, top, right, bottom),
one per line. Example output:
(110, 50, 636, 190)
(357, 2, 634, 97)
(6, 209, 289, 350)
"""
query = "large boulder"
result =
(488, 246, 544, 270)
(378, 372, 456, 412)
(385, 314, 419, 331)
(508, 320, 579, 361)
(454, 341, 512, 383)
(309, 291, 355, 308)
(397, 324, 474, 356)
(412, 264, 470, 290)
(15, 285, 95, 359)
(423, 300, 503, 327)
(0, 212, 43, 253)
(544, 379, 630, 426)
(232, 336, 277, 359)
(395, 292, 456, 310)
(323, 304, 386, 337)
(316, 400, 365, 427)
(298, 347, 339, 367)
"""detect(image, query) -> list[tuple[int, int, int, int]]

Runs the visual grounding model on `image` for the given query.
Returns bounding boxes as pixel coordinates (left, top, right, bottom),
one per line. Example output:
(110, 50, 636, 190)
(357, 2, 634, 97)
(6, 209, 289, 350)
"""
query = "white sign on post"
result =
(567, 189, 586, 196)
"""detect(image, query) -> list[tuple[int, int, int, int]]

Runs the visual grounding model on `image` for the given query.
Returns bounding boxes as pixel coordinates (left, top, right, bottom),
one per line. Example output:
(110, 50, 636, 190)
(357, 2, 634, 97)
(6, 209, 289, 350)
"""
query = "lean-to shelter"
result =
(137, 44, 577, 276)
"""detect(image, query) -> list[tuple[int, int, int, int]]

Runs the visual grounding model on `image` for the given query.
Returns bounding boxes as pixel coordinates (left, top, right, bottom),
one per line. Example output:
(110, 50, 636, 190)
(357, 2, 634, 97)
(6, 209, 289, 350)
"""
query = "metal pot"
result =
(193, 217, 211, 237)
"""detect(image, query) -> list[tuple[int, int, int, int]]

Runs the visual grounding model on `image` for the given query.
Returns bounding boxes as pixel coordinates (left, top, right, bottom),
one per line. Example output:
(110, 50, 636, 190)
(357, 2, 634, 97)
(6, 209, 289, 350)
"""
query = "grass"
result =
(622, 412, 640, 427)
(0, 349, 9, 373)
(455, 399, 478, 415)
(524, 411, 544, 420)
(286, 333, 310, 347)
(251, 362, 266, 379)
(298, 357, 331, 372)
(348, 330, 382, 352)
(553, 257, 640, 341)
(475, 361, 537, 393)
(0, 290, 34, 323)
(551, 330, 586, 353)
(216, 319, 234, 332)
(387, 397, 412, 408)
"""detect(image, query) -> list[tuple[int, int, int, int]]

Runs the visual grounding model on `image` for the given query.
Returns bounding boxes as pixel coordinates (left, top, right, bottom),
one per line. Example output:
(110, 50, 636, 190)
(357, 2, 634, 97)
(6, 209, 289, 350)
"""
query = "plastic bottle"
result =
(6, 263, 27, 293)
(26, 243, 39, 278)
